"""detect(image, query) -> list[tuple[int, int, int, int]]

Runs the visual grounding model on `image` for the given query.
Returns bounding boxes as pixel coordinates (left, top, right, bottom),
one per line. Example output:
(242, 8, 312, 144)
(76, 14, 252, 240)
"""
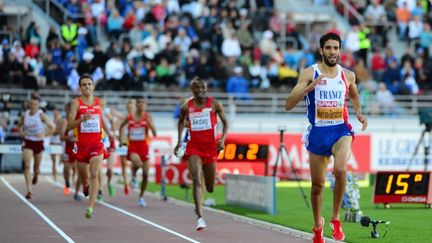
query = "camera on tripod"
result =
(419, 108, 432, 131)
(278, 125, 287, 132)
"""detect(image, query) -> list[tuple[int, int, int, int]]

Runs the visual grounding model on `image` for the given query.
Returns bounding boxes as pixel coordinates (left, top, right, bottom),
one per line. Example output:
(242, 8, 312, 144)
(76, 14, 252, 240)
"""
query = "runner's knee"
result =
(311, 182, 324, 195)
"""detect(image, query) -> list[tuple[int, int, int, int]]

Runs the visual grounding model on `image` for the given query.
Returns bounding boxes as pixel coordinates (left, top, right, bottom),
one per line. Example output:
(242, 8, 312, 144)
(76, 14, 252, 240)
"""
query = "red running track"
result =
(0, 174, 337, 243)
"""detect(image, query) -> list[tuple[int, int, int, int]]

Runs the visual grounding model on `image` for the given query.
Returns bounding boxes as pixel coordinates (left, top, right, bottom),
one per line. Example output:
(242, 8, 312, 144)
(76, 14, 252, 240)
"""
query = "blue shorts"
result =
(304, 124, 353, 156)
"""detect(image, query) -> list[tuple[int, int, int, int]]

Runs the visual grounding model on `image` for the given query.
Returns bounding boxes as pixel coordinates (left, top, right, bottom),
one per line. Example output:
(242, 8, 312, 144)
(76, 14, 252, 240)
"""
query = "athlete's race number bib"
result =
(80, 115, 101, 133)
(189, 110, 211, 131)
(129, 127, 146, 141)
(25, 124, 39, 136)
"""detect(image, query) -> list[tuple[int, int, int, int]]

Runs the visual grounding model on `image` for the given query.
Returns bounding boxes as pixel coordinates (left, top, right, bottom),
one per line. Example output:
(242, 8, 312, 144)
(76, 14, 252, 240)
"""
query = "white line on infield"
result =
(47, 178, 200, 243)
(120, 185, 340, 243)
(1, 176, 75, 243)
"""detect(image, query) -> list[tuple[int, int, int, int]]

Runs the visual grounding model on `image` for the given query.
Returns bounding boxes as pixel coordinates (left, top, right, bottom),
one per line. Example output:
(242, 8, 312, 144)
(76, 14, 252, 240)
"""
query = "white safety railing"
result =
(0, 88, 429, 116)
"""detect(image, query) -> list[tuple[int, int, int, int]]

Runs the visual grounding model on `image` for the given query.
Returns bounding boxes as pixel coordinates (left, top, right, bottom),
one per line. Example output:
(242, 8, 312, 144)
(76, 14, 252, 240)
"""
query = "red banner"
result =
(155, 162, 266, 184)
(107, 132, 371, 183)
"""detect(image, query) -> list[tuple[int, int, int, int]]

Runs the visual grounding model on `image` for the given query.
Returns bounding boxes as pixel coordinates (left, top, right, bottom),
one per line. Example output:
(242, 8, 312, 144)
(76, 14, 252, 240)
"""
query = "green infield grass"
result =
(146, 182, 432, 243)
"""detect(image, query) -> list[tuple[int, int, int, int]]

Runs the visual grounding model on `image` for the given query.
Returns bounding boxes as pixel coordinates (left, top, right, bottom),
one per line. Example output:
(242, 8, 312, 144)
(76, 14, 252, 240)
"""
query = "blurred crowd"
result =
(0, 0, 432, 115)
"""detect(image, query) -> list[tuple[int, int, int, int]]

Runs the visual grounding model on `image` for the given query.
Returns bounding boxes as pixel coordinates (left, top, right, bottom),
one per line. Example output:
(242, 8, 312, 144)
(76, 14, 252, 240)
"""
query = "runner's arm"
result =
(59, 119, 73, 142)
(118, 117, 129, 145)
(345, 69, 368, 130)
(102, 115, 114, 139)
(174, 103, 188, 154)
(285, 67, 324, 111)
(214, 99, 228, 150)
(67, 99, 86, 130)
(147, 113, 157, 137)
(17, 113, 25, 137)
(41, 112, 56, 136)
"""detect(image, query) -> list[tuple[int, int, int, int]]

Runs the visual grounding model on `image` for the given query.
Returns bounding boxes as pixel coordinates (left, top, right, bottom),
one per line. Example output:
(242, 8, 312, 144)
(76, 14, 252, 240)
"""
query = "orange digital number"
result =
(246, 144, 259, 160)
(224, 143, 237, 160)
(395, 174, 410, 194)
(385, 175, 393, 194)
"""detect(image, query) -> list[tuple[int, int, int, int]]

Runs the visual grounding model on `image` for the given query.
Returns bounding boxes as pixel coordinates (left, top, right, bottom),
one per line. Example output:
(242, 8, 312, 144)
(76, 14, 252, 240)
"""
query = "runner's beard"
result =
(322, 54, 338, 67)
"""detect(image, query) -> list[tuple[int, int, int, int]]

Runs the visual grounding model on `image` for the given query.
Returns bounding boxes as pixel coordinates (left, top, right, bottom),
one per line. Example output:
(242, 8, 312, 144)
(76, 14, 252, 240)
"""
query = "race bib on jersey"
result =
(129, 127, 146, 141)
(25, 124, 39, 136)
(80, 115, 101, 133)
(315, 100, 344, 126)
(189, 110, 211, 131)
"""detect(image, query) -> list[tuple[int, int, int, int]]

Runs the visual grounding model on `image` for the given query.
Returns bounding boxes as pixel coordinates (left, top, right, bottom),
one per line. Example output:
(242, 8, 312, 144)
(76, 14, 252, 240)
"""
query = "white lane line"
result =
(99, 201, 200, 243)
(47, 178, 200, 243)
(1, 176, 75, 243)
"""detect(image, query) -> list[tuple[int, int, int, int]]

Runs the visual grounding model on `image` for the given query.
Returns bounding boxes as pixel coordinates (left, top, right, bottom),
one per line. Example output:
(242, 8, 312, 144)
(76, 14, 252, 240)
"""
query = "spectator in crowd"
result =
(221, 29, 242, 58)
(259, 30, 277, 65)
(107, 9, 124, 40)
(408, 15, 423, 47)
(226, 66, 251, 100)
(173, 28, 192, 55)
(403, 72, 419, 94)
(364, 0, 387, 23)
(383, 58, 402, 94)
(248, 58, 269, 89)
(395, 2, 411, 40)
(105, 52, 127, 90)
(419, 23, 432, 58)
(370, 48, 386, 81)
(60, 18, 78, 48)
(358, 23, 371, 65)
(344, 25, 360, 57)
(384, 0, 398, 22)
(375, 82, 399, 115)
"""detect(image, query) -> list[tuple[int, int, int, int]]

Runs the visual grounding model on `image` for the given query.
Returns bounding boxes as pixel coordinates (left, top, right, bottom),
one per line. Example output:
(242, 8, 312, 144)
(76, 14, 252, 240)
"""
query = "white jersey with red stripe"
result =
(23, 109, 45, 141)
(305, 64, 350, 127)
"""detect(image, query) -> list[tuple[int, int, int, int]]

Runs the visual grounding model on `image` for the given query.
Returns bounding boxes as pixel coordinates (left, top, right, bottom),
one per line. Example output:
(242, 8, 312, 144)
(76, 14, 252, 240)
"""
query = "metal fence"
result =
(1, 88, 428, 116)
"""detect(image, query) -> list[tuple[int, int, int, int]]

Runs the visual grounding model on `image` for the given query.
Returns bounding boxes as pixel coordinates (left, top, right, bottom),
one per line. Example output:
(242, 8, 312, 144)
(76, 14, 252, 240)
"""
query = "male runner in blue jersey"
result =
(285, 33, 368, 243)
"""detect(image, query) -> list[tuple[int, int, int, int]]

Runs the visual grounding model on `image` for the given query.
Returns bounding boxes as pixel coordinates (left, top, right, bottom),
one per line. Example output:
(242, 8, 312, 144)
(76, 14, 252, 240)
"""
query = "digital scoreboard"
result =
(217, 143, 268, 162)
(373, 171, 432, 204)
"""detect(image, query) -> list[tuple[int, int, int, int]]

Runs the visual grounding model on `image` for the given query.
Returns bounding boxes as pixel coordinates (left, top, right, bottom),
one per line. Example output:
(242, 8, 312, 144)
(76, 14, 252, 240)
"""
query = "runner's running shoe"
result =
(97, 190, 103, 202)
(313, 217, 325, 243)
(108, 184, 116, 197)
(64, 186, 70, 195)
(25, 192, 33, 199)
(85, 207, 93, 219)
(73, 193, 82, 201)
(83, 185, 89, 197)
(330, 218, 345, 241)
(32, 175, 38, 185)
(196, 217, 207, 231)
(124, 185, 129, 195)
(131, 177, 138, 189)
(139, 197, 146, 207)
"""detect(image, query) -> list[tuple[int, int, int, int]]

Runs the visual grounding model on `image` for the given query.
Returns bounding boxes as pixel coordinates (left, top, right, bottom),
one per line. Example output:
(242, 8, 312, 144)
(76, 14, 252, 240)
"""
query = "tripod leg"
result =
(425, 131, 431, 171)
(407, 129, 426, 171)
(272, 146, 282, 177)
(281, 145, 310, 208)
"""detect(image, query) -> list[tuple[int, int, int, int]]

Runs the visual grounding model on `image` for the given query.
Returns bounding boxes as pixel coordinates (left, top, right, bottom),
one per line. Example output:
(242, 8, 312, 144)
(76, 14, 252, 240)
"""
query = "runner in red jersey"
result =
(119, 99, 136, 195)
(67, 74, 114, 218)
(17, 96, 55, 199)
(174, 77, 228, 231)
(119, 96, 157, 207)
(60, 102, 81, 201)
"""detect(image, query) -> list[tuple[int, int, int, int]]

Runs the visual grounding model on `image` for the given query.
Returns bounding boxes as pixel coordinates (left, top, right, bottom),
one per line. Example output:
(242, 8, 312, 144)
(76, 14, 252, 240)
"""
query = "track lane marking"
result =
(1, 176, 75, 243)
(47, 178, 200, 243)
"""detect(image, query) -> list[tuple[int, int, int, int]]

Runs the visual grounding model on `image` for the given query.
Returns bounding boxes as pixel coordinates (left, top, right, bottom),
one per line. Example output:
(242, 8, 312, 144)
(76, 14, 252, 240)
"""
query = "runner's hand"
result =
(83, 113, 92, 121)
(217, 139, 225, 152)
(357, 113, 368, 131)
(305, 74, 326, 93)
